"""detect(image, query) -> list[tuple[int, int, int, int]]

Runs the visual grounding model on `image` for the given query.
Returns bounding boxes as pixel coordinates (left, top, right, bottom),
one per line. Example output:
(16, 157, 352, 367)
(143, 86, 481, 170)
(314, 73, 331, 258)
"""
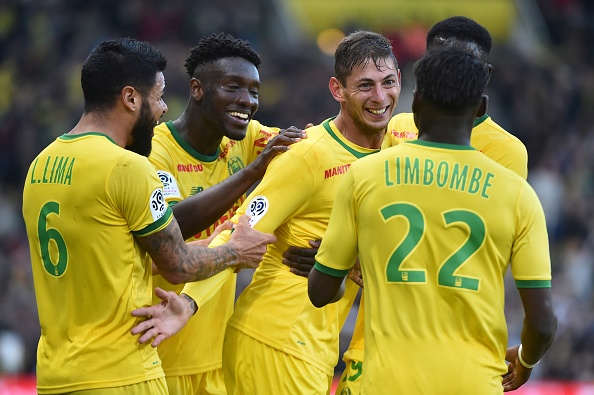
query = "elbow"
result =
(308, 294, 327, 308)
(159, 272, 184, 285)
(308, 269, 343, 308)
(307, 283, 329, 308)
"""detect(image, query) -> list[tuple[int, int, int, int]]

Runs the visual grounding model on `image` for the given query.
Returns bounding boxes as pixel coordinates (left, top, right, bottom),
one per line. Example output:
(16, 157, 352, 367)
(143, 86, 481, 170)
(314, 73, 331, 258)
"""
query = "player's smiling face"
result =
(200, 57, 260, 141)
(342, 57, 401, 135)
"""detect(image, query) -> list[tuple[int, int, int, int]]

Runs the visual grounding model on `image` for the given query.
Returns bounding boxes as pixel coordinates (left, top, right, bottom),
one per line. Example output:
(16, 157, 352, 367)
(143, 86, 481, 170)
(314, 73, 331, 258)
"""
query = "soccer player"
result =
(132, 30, 401, 394)
(147, 33, 304, 395)
(308, 46, 557, 394)
(218, 30, 401, 395)
(330, 16, 531, 394)
(21, 38, 275, 395)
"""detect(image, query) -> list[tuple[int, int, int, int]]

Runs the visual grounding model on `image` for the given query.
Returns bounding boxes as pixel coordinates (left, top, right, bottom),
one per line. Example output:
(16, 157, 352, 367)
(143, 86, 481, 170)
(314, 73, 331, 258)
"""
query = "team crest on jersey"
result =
(247, 195, 268, 227)
(157, 170, 181, 198)
(150, 188, 167, 221)
(227, 157, 244, 175)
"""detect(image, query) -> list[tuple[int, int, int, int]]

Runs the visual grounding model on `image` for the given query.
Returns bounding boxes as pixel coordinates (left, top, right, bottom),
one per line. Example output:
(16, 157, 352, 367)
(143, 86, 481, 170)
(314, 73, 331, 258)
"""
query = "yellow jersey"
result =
(315, 140, 551, 394)
(342, 112, 531, 363)
(149, 120, 277, 375)
(22, 133, 173, 393)
(206, 118, 378, 375)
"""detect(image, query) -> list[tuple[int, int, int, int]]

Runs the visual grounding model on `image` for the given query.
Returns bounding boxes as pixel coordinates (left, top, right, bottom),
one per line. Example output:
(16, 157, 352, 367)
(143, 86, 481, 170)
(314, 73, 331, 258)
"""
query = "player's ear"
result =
(476, 95, 488, 117)
(121, 86, 141, 112)
(328, 77, 345, 103)
(190, 78, 204, 101)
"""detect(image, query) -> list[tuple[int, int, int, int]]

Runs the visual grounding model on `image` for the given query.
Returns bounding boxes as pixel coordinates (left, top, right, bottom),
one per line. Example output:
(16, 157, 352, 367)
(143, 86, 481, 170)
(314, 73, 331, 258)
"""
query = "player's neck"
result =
(69, 112, 129, 148)
(414, 109, 474, 146)
(173, 111, 223, 156)
(333, 113, 385, 149)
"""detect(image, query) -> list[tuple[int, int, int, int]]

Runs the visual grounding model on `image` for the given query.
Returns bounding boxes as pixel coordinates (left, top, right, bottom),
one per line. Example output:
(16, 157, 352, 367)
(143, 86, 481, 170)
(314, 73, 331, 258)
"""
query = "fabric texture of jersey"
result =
(209, 118, 378, 376)
(22, 133, 173, 394)
(315, 140, 551, 394)
(148, 120, 277, 376)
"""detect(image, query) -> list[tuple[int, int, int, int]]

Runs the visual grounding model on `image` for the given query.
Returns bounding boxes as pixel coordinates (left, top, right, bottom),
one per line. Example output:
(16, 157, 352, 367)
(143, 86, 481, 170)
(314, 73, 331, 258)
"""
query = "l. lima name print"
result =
(30, 156, 75, 185)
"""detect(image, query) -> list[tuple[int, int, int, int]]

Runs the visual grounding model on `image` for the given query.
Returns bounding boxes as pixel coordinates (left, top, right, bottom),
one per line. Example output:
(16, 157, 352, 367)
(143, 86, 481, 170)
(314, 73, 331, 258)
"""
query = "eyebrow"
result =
(355, 73, 399, 83)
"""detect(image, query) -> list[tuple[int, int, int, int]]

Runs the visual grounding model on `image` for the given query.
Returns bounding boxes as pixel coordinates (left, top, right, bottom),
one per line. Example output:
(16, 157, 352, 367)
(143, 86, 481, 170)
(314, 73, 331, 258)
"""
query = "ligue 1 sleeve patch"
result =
(247, 195, 269, 227)
(150, 188, 167, 221)
(157, 170, 181, 198)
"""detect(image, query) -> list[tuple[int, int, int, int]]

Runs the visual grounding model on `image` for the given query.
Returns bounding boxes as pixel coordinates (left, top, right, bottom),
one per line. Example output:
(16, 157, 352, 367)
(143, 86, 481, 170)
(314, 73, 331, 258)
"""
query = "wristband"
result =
(518, 344, 539, 368)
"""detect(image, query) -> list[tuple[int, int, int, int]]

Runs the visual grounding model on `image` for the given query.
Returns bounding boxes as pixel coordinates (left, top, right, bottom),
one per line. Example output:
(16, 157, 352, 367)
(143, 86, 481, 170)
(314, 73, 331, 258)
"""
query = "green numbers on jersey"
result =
(381, 203, 484, 291)
(381, 203, 426, 283)
(38, 201, 68, 276)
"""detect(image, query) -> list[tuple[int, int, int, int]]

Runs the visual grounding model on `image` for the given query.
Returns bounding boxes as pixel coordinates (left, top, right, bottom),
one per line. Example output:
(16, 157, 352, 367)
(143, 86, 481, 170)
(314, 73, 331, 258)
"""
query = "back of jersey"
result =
(350, 140, 550, 394)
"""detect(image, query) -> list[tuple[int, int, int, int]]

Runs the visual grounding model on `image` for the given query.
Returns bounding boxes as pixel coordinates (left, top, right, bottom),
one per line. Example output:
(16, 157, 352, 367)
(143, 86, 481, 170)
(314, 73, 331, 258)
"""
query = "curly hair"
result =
(414, 46, 489, 113)
(184, 32, 261, 78)
(426, 16, 492, 62)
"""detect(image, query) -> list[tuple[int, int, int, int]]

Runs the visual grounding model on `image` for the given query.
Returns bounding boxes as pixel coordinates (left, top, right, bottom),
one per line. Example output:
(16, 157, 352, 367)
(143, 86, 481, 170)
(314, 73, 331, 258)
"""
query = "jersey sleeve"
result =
(148, 139, 183, 204)
(230, 149, 316, 234)
(243, 120, 280, 164)
(314, 167, 359, 277)
(107, 154, 173, 236)
(510, 182, 552, 288)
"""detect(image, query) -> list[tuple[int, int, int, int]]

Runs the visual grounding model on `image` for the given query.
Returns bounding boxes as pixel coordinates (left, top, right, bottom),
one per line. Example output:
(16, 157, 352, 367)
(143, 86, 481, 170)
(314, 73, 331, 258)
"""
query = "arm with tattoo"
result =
(136, 215, 276, 285)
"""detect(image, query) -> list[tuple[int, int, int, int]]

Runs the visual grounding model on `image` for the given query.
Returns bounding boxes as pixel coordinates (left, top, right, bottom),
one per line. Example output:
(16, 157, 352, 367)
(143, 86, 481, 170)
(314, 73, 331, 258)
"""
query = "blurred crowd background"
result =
(1, 0, 593, 383)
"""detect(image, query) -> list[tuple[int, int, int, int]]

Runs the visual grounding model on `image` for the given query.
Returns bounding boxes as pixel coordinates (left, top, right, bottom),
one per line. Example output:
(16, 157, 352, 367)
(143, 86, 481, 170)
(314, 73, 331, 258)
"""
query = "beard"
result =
(126, 99, 155, 157)
(347, 100, 388, 137)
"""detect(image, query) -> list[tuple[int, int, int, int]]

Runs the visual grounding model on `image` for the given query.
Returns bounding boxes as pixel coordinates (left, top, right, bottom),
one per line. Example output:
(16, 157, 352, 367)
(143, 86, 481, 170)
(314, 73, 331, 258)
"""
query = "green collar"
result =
(166, 121, 220, 162)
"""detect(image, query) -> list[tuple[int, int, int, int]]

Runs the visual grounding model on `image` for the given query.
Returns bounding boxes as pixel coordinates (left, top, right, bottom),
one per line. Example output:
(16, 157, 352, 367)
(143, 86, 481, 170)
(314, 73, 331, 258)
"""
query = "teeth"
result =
(368, 108, 387, 115)
(228, 111, 248, 119)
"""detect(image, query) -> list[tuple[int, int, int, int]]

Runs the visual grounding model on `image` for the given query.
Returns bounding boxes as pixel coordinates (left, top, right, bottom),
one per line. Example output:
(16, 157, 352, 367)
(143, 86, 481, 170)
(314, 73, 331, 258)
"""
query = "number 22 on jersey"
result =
(381, 202, 483, 291)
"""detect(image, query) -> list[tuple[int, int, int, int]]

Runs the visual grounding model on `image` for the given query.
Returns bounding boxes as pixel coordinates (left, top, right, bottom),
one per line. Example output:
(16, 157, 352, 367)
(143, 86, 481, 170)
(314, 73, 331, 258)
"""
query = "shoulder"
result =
(473, 116, 525, 146)
(385, 113, 418, 145)
(471, 116, 528, 178)
(290, 121, 330, 152)
(150, 122, 177, 155)
(110, 149, 155, 178)
(152, 122, 174, 142)
(247, 119, 279, 138)
(388, 112, 415, 129)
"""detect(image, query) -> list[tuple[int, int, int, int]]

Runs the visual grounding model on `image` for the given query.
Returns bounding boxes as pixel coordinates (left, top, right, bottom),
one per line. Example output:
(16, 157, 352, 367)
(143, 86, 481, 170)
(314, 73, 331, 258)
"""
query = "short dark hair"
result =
(426, 16, 492, 62)
(81, 38, 167, 113)
(184, 32, 262, 78)
(414, 46, 489, 113)
(334, 30, 398, 86)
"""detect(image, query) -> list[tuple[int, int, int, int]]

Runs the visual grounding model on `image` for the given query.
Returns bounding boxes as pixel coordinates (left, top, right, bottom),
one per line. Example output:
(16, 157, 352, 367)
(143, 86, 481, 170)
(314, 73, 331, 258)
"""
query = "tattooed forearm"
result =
(136, 219, 238, 284)
(187, 244, 238, 281)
